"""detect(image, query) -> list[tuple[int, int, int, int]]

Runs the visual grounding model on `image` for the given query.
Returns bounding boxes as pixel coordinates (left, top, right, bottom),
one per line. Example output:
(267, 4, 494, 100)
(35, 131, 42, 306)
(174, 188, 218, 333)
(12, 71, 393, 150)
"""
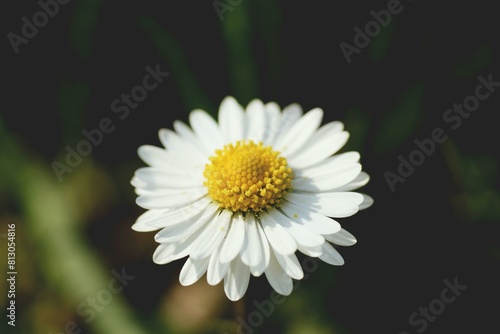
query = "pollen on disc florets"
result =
(203, 140, 293, 213)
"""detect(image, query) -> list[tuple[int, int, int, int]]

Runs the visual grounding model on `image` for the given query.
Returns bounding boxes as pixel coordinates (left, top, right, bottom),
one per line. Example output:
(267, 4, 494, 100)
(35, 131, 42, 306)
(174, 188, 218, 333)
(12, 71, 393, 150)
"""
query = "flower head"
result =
(131, 96, 373, 301)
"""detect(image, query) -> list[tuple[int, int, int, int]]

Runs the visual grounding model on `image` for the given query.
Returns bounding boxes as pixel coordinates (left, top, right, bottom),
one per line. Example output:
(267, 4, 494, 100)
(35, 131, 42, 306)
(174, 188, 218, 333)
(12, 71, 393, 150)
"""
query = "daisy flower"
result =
(131, 96, 373, 301)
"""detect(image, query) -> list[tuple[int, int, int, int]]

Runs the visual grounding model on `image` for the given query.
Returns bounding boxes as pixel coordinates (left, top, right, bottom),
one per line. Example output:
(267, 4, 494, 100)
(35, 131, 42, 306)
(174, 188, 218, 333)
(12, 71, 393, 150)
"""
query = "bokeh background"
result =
(2, 1, 500, 333)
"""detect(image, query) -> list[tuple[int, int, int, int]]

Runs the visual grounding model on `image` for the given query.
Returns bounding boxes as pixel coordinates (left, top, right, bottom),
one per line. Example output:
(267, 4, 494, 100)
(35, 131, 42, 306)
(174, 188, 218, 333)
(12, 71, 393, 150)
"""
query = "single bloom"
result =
(131, 96, 373, 301)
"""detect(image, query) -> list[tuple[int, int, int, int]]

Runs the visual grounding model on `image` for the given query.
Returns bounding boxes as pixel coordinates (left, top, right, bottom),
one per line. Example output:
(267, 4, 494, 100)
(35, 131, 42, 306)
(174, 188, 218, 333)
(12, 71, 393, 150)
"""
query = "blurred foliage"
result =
(254, 0, 284, 96)
(0, 126, 148, 334)
(2, 1, 499, 334)
(220, 0, 259, 105)
(453, 45, 492, 79)
(57, 79, 90, 143)
(443, 140, 500, 223)
(342, 107, 370, 154)
(368, 21, 394, 63)
(71, 0, 103, 59)
(137, 17, 214, 114)
(374, 82, 425, 155)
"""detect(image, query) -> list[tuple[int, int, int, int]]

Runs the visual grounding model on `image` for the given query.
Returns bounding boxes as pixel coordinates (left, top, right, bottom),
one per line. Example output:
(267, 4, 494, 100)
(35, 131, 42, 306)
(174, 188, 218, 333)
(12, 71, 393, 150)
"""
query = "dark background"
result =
(1, 1, 499, 333)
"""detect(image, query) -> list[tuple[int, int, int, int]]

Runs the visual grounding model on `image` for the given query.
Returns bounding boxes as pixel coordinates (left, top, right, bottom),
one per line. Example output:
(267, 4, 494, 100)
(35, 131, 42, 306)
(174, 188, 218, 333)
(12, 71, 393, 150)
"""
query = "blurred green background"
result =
(1, 1, 499, 333)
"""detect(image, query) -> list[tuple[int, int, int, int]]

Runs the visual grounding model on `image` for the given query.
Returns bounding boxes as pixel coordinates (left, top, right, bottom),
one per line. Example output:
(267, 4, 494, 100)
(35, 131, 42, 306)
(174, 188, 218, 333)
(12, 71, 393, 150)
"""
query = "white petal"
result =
(179, 256, 210, 286)
(268, 210, 324, 248)
(224, 256, 250, 301)
(262, 102, 282, 145)
(189, 109, 224, 152)
(274, 108, 323, 156)
(136, 148, 193, 175)
(260, 213, 297, 255)
(154, 203, 219, 243)
(219, 96, 245, 143)
(245, 99, 266, 141)
(286, 192, 363, 218)
(158, 129, 203, 163)
(264, 102, 302, 146)
(273, 251, 304, 280)
(152, 225, 206, 264)
(137, 145, 179, 168)
(296, 152, 360, 178)
(134, 187, 154, 196)
(240, 215, 262, 268)
(297, 244, 322, 257)
(335, 172, 370, 191)
(133, 182, 201, 194)
(288, 131, 349, 168)
(319, 242, 344, 266)
(133, 183, 196, 194)
(265, 252, 293, 296)
(131, 175, 148, 189)
(152, 242, 178, 264)
(219, 213, 246, 263)
(189, 210, 231, 260)
(325, 228, 357, 246)
(359, 194, 374, 210)
(322, 120, 344, 132)
(255, 220, 271, 275)
(292, 163, 362, 192)
(173, 120, 211, 157)
(280, 202, 341, 235)
(240, 214, 269, 276)
(134, 167, 203, 189)
(207, 243, 230, 285)
(289, 129, 350, 169)
(158, 128, 180, 151)
(152, 242, 187, 265)
(131, 209, 168, 232)
(140, 197, 211, 230)
(136, 188, 207, 210)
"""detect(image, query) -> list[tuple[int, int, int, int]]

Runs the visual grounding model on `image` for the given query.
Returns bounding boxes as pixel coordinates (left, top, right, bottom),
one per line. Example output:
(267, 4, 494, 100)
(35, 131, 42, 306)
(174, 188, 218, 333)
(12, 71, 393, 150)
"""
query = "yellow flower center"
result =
(203, 140, 293, 213)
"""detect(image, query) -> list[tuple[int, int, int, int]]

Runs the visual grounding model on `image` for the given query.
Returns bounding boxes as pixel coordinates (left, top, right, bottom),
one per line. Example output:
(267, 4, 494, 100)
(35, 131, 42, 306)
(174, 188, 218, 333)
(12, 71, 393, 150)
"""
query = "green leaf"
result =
(71, 0, 103, 59)
(374, 82, 424, 154)
(254, 0, 284, 95)
(58, 78, 91, 144)
(137, 17, 214, 114)
(453, 45, 492, 78)
(343, 107, 370, 153)
(220, 0, 259, 105)
(368, 21, 394, 63)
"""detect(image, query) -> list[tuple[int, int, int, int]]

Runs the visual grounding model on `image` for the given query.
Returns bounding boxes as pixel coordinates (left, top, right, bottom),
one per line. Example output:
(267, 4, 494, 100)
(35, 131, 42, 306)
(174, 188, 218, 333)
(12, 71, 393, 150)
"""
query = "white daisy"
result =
(131, 96, 373, 301)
